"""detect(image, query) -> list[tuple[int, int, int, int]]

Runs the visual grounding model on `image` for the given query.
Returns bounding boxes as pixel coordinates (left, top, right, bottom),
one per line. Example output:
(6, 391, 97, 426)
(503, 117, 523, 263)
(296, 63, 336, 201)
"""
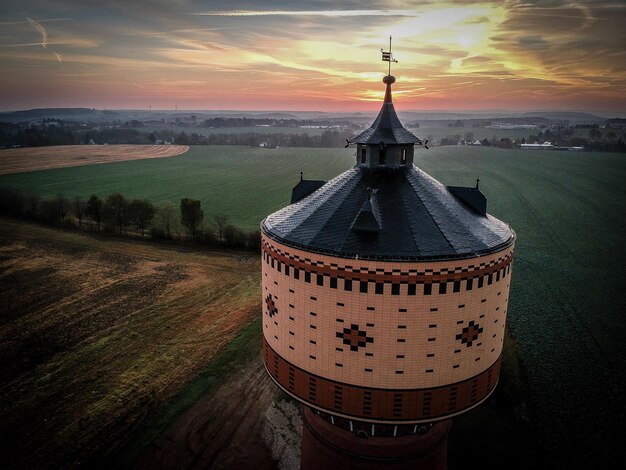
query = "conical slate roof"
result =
(351, 75, 422, 145)
(262, 166, 514, 261)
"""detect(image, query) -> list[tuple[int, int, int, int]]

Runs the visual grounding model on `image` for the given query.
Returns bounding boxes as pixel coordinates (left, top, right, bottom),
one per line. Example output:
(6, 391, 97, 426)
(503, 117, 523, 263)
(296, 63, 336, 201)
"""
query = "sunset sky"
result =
(0, 0, 624, 112)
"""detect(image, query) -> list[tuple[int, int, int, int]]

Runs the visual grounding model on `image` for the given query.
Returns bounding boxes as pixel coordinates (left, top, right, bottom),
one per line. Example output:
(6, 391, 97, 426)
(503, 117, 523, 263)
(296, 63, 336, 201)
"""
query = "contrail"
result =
(26, 17, 48, 48)
(54, 51, 63, 63)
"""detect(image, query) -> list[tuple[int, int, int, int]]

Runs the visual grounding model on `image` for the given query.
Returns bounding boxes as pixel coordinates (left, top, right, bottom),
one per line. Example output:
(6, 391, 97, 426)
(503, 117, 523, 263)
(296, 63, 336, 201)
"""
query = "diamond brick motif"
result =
(456, 320, 483, 347)
(336, 324, 374, 352)
(265, 294, 278, 317)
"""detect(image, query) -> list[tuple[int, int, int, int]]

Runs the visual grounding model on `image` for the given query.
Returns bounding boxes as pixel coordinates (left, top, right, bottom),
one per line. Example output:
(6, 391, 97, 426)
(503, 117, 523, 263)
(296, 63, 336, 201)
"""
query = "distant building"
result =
(520, 141, 554, 150)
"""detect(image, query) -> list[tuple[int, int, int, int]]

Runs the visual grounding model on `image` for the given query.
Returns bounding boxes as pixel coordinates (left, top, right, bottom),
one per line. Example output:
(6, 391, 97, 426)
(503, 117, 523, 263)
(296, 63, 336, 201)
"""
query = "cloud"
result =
(193, 9, 420, 18)
(26, 17, 48, 48)
(0, 0, 624, 111)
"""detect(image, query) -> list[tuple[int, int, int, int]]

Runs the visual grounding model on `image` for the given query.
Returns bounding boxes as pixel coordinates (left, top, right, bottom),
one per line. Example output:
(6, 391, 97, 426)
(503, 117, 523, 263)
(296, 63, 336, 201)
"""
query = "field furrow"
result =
(0, 145, 189, 175)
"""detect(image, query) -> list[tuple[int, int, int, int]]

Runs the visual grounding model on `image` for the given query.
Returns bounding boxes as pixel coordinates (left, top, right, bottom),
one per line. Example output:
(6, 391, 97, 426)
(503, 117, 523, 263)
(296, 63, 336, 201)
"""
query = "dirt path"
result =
(0, 144, 189, 174)
(136, 356, 278, 470)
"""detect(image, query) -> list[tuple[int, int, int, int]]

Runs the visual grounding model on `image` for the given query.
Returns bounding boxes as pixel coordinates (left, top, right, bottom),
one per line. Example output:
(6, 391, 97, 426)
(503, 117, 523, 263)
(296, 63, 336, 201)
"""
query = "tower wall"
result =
(301, 408, 451, 470)
(261, 233, 514, 423)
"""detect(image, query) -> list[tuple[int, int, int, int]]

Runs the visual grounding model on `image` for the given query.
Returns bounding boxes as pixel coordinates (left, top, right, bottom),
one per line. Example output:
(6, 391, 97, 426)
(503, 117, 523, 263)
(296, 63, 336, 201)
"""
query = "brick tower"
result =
(261, 60, 515, 469)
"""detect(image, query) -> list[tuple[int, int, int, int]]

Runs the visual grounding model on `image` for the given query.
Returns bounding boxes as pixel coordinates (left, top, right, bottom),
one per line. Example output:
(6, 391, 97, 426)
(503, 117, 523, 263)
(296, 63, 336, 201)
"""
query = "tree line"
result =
(437, 129, 625, 152)
(0, 122, 350, 149)
(0, 187, 261, 252)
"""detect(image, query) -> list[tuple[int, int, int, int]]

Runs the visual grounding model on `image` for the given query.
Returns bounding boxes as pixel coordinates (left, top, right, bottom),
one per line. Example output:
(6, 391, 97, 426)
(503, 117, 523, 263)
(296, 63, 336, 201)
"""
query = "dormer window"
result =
(360, 147, 366, 164)
(401, 149, 407, 165)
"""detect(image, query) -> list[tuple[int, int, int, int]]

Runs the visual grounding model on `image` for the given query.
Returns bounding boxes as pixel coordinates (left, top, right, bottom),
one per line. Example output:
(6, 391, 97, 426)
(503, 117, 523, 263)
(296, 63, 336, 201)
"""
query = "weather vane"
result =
(381, 35, 398, 76)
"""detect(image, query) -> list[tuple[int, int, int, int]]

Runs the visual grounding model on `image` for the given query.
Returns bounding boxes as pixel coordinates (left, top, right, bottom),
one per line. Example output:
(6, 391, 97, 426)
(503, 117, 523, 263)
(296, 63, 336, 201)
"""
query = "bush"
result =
(0, 187, 25, 216)
(150, 227, 168, 239)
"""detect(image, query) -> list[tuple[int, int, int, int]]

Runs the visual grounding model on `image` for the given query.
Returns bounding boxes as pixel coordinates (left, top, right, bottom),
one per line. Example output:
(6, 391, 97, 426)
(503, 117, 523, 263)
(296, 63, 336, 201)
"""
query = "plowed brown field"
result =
(0, 218, 260, 468)
(0, 144, 189, 175)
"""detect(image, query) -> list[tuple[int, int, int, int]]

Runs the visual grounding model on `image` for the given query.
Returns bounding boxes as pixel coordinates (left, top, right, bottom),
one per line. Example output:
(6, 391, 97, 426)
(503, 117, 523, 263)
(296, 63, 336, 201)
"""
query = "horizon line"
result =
(1, 107, 625, 118)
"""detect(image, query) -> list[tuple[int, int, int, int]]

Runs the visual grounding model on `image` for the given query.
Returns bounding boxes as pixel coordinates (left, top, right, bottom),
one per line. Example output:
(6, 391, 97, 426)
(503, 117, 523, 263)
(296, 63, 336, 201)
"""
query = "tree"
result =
(246, 230, 262, 253)
(73, 196, 85, 227)
(38, 194, 68, 224)
(496, 138, 514, 149)
(102, 193, 129, 233)
(180, 198, 203, 240)
(213, 213, 230, 243)
(129, 199, 155, 236)
(0, 187, 24, 216)
(86, 195, 103, 231)
(55, 194, 69, 221)
(39, 198, 61, 223)
(26, 193, 41, 218)
(156, 202, 178, 239)
(223, 223, 244, 247)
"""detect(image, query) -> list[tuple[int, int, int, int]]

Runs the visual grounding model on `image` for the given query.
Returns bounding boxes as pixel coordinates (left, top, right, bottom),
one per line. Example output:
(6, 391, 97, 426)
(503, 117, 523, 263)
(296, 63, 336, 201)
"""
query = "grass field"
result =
(1, 145, 625, 466)
(0, 145, 354, 231)
(0, 219, 260, 468)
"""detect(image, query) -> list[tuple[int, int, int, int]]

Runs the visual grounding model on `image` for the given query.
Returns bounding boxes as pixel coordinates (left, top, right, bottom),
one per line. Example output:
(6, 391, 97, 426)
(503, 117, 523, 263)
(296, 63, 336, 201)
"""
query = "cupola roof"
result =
(351, 75, 422, 146)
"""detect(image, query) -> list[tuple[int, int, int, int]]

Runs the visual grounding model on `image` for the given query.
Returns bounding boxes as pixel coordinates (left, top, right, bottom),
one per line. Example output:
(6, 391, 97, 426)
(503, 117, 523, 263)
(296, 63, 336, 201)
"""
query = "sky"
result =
(0, 0, 625, 113)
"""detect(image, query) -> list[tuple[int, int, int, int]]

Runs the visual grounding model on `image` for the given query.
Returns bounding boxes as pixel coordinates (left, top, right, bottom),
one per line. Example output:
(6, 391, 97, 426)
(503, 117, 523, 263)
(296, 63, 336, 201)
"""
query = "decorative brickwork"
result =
(337, 325, 374, 352)
(264, 336, 500, 423)
(262, 237, 513, 290)
(457, 321, 483, 347)
(265, 293, 278, 317)
(262, 234, 513, 391)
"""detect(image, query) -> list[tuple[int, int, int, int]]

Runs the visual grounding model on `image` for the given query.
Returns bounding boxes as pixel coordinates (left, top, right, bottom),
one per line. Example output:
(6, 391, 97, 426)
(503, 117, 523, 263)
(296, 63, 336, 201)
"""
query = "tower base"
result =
(301, 408, 451, 470)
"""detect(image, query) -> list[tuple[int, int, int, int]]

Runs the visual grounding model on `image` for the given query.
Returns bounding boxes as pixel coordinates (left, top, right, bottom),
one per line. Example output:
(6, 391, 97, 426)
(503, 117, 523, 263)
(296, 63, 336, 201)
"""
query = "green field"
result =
(0, 145, 622, 232)
(0, 146, 354, 231)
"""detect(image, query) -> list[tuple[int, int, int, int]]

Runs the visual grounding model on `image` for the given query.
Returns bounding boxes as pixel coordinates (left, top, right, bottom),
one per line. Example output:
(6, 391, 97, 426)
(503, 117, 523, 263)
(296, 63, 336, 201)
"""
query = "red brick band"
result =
(263, 336, 501, 423)
(262, 238, 513, 285)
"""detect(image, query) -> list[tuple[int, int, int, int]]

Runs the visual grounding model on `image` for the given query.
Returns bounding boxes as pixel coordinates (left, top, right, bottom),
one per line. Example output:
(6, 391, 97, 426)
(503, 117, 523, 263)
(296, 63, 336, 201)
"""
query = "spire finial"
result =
(476, 177, 480, 190)
(381, 37, 398, 103)
(300, 171, 303, 182)
(381, 35, 398, 77)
